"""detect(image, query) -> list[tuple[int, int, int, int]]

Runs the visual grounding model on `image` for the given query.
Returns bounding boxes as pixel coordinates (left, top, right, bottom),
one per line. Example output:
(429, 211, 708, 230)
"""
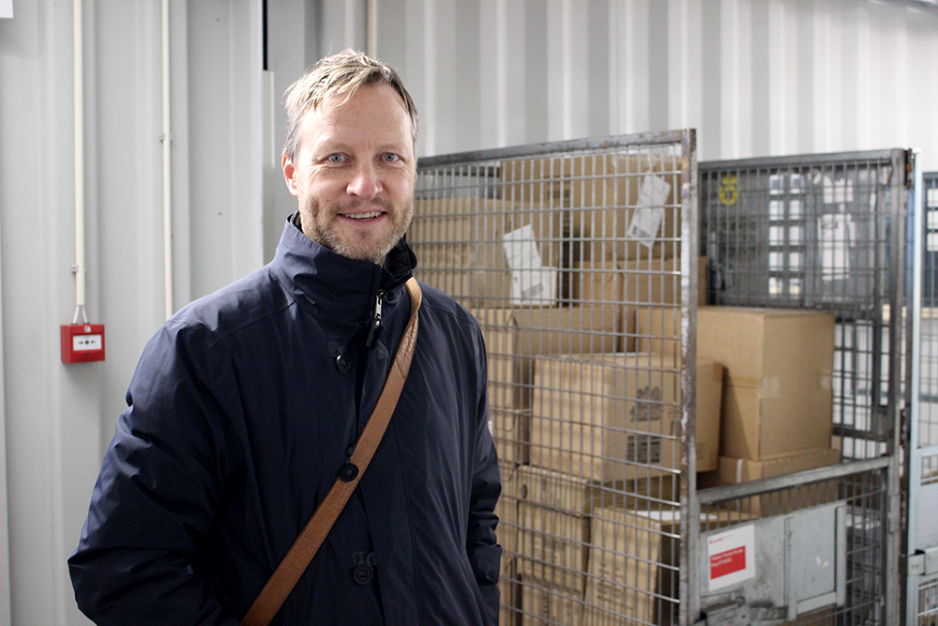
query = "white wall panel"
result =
(373, 0, 938, 171)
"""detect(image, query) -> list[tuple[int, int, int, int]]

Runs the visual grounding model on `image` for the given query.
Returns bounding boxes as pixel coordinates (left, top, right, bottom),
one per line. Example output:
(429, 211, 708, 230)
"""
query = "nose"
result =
(346, 161, 382, 200)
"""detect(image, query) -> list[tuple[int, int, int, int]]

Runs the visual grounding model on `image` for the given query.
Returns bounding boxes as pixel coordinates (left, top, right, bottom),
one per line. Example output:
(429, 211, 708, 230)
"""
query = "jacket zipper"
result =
(365, 289, 384, 348)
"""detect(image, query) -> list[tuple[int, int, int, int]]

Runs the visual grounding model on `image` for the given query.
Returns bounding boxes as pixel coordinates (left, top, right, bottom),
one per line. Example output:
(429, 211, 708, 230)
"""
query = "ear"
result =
(282, 153, 300, 197)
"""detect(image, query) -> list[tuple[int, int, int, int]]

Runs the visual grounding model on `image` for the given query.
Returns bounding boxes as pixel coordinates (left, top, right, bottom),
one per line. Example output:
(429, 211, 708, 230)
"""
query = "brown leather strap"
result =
(241, 277, 423, 626)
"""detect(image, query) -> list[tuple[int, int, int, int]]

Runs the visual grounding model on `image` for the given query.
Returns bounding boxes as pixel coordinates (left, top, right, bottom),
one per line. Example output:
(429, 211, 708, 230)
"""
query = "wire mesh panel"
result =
(697, 462, 889, 626)
(918, 173, 938, 446)
(412, 131, 697, 626)
(700, 152, 907, 460)
(695, 150, 909, 626)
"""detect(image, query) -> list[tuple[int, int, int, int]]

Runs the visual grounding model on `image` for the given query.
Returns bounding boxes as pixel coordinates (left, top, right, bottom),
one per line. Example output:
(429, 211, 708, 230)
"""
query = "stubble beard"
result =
(301, 196, 414, 265)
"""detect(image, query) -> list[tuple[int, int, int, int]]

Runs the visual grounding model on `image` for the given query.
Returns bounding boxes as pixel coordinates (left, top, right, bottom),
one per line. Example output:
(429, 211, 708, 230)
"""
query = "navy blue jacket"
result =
(69, 216, 502, 625)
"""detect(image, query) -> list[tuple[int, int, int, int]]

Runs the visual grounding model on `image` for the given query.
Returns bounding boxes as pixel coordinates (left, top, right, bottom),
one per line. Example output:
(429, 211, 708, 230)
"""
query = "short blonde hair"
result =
(283, 49, 418, 162)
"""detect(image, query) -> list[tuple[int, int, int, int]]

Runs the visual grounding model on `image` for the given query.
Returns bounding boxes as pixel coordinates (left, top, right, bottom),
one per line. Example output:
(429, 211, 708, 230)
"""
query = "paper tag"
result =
(509, 267, 557, 306)
(627, 175, 670, 248)
(708, 524, 756, 591)
(502, 224, 543, 271)
(818, 213, 855, 281)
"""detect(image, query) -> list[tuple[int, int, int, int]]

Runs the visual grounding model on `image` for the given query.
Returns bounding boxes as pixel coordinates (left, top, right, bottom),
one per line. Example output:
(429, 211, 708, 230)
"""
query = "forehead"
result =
(299, 83, 413, 149)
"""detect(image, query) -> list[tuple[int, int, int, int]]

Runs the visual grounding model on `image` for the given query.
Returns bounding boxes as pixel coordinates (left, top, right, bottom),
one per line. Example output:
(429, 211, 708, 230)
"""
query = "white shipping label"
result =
(708, 524, 756, 591)
(0, 0, 11, 19)
(502, 224, 543, 271)
(510, 267, 557, 306)
(818, 213, 855, 281)
(627, 174, 670, 248)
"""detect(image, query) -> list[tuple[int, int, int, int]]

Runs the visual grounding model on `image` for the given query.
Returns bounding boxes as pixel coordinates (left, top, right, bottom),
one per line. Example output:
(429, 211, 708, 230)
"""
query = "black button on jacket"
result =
(68, 216, 502, 626)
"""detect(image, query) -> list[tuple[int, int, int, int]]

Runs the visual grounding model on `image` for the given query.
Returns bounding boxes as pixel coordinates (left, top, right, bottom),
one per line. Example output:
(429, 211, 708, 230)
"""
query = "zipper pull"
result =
(365, 289, 384, 348)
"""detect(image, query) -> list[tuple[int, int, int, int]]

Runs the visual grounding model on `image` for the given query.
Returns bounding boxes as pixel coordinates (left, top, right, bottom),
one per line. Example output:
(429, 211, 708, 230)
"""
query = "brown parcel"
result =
(496, 461, 520, 558)
(519, 578, 584, 626)
(410, 197, 565, 308)
(583, 508, 682, 626)
(696, 307, 835, 460)
(530, 353, 723, 483)
(473, 306, 621, 465)
(513, 466, 678, 593)
(500, 154, 681, 262)
(514, 466, 595, 593)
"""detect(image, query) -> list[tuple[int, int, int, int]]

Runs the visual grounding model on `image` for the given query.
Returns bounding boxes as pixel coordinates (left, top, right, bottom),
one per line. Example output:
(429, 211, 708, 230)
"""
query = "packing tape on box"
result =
(736, 458, 744, 484)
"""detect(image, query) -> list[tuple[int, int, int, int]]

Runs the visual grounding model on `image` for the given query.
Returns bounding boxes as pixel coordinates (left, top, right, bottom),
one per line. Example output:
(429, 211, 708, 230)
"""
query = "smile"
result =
(342, 212, 384, 220)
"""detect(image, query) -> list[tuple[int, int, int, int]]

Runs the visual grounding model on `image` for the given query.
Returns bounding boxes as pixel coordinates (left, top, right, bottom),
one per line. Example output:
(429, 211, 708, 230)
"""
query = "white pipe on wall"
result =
(367, 0, 377, 57)
(72, 0, 87, 325)
(162, 0, 174, 319)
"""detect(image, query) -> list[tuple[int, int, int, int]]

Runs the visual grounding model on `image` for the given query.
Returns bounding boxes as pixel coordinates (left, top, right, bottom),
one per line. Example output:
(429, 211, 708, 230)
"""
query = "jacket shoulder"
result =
(415, 281, 480, 330)
(169, 265, 292, 347)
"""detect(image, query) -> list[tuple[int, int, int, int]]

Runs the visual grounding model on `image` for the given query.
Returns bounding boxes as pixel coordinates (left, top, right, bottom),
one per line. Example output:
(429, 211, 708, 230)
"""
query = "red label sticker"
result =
(710, 546, 746, 579)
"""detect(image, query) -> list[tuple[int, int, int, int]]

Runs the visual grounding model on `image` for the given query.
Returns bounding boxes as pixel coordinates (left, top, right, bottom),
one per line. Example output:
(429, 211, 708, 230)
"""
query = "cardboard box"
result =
(500, 154, 681, 262)
(473, 308, 535, 411)
(516, 501, 590, 592)
(584, 507, 746, 626)
(585, 507, 682, 626)
(520, 578, 584, 626)
(410, 198, 566, 307)
(499, 559, 522, 626)
(490, 407, 530, 466)
(475, 307, 622, 362)
(473, 305, 621, 413)
(697, 307, 836, 460)
(530, 353, 722, 482)
(496, 462, 520, 558)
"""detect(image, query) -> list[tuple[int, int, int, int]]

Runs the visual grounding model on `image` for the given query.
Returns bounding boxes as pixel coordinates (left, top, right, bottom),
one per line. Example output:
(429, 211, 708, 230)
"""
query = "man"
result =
(69, 49, 502, 626)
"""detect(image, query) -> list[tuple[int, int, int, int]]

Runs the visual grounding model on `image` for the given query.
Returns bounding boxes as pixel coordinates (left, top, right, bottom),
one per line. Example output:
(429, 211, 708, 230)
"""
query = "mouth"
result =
(340, 211, 385, 221)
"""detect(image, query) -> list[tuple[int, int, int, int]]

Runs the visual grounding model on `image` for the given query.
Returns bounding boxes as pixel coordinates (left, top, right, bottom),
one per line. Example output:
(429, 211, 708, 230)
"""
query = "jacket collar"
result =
(272, 213, 416, 325)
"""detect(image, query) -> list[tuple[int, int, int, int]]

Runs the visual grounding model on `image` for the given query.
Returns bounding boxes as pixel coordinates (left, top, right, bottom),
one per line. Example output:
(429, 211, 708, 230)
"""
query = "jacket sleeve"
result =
(68, 322, 242, 626)
(465, 325, 503, 626)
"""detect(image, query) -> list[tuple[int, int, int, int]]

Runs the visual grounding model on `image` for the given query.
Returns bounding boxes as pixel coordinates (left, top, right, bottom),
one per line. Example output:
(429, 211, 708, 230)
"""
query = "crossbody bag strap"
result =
(241, 277, 423, 626)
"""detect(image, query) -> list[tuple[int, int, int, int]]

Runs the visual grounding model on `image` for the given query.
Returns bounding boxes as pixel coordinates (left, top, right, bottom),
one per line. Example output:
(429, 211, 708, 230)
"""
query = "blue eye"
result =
(382, 153, 400, 163)
(328, 154, 345, 163)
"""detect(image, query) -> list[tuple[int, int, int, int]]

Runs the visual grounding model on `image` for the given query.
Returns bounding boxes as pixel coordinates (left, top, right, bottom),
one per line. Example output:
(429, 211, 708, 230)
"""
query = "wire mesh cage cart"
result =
(410, 138, 911, 625)
(908, 166, 938, 625)
(412, 130, 699, 626)
(698, 149, 912, 626)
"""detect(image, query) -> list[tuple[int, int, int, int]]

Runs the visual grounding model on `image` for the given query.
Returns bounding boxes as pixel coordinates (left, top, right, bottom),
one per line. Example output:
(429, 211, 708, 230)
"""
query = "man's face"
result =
(282, 83, 417, 265)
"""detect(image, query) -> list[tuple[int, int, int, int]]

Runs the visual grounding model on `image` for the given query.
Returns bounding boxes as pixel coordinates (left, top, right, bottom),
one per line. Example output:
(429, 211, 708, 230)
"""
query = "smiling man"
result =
(69, 50, 502, 626)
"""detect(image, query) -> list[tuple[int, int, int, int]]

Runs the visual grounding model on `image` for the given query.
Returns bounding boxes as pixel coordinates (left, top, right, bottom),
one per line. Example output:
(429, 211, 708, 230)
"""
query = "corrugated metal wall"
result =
(2, 1, 938, 625)
(306, 0, 938, 170)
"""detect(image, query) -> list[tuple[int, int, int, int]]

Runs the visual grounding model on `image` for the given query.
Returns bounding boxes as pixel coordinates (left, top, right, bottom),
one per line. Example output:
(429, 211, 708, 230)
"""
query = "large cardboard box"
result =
(500, 154, 681, 262)
(520, 578, 584, 626)
(584, 507, 746, 626)
(499, 559, 521, 626)
(515, 467, 593, 591)
(473, 308, 535, 412)
(584, 507, 682, 626)
(530, 353, 723, 482)
(410, 197, 566, 307)
(516, 501, 590, 592)
(473, 305, 622, 409)
(697, 307, 836, 460)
